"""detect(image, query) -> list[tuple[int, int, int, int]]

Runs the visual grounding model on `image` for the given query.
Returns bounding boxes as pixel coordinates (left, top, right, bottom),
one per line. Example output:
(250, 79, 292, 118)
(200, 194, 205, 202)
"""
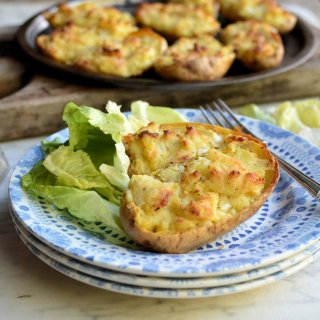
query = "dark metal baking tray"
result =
(16, 0, 318, 90)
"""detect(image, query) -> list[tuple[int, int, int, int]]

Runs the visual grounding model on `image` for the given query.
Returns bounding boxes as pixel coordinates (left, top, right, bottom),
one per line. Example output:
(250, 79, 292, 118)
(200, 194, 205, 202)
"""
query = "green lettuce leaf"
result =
(21, 161, 57, 189)
(130, 100, 188, 125)
(43, 145, 112, 189)
(293, 99, 320, 128)
(238, 104, 276, 124)
(62, 102, 118, 168)
(105, 100, 140, 135)
(43, 145, 121, 204)
(41, 138, 65, 156)
(62, 101, 135, 191)
(21, 160, 139, 249)
(275, 101, 307, 133)
(100, 143, 130, 191)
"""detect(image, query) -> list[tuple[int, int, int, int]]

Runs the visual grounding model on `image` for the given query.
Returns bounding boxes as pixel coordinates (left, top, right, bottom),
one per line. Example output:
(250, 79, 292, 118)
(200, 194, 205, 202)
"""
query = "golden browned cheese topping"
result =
(169, 0, 220, 17)
(221, 20, 284, 70)
(218, 0, 297, 34)
(124, 123, 274, 233)
(44, 3, 136, 29)
(154, 35, 235, 80)
(37, 23, 137, 65)
(73, 28, 168, 78)
(135, 2, 220, 38)
(38, 2, 170, 77)
(37, 25, 167, 77)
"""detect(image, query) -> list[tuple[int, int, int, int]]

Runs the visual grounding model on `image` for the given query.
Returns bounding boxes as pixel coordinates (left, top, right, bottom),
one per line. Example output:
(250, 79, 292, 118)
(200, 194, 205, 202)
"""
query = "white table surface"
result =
(1, 1, 320, 319)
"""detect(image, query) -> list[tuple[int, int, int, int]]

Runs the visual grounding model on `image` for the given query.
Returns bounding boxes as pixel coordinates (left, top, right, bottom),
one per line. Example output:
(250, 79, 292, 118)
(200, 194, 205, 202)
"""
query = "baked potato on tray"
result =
(34, 0, 297, 82)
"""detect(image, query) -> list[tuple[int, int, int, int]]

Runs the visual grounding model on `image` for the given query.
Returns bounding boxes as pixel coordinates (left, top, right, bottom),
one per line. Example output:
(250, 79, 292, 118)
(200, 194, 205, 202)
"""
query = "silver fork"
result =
(200, 99, 320, 201)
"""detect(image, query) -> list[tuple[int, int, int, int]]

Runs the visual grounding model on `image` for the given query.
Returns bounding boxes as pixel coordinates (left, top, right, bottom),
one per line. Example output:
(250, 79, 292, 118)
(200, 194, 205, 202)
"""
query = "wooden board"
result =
(0, 26, 320, 142)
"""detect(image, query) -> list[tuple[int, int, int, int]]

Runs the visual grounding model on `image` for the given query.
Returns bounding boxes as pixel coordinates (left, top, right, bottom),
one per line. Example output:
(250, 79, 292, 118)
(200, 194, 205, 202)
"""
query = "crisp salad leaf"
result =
(239, 103, 276, 124)
(21, 161, 137, 248)
(43, 145, 111, 189)
(131, 100, 188, 125)
(41, 138, 65, 156)
(275, 101, 307, 133)
(22, 100, 187, 249)
(99, 143, 130, 191)
(22, 161, 57, 188)
(238, 98, 320, 147)
(63, 102, 118, 168)
(43, 145, 121, 204)
(287, 99, 320, 128)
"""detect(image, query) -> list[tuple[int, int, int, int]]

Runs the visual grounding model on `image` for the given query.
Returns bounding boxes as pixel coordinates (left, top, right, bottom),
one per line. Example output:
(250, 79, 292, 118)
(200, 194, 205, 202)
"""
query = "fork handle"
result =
(273, 152, 320, 200)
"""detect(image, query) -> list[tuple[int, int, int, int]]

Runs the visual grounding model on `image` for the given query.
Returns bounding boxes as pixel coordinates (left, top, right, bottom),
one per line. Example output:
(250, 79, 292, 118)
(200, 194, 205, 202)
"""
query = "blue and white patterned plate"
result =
(9, 109, 320, 277)
(15, 225, 319, 298)
(12, 212, 320, 289)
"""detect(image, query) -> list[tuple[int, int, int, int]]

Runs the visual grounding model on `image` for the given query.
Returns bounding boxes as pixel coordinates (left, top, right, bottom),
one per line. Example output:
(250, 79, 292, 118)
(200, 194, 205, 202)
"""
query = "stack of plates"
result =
(9, 109, 320, 299)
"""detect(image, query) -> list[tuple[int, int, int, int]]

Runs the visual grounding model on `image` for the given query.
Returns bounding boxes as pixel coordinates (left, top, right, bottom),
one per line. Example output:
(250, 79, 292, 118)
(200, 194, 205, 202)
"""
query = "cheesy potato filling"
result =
(73, 29, 168, 77)
(38, 26, 167, 77)
(37, 23, 137, 65)
(221, 20, 284, 70)
(155, 36, 235, 69)
(219, 0, 297, 33)
(170, 0, 220, 16)
(44, 3, 136, 29)
(38, 3, 170, 78)
(135, 2, 220, 38)
(125, 123, 273, 234)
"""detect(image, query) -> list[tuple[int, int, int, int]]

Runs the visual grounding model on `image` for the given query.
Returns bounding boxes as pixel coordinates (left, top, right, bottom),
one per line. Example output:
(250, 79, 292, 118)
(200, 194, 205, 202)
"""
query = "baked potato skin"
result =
(221, 20, 284, 70)
(120, 180, 276, 254)
(218, 0, 297, 34)
(154, 36, 235, 81)
(135, 2, 220, 39)
(120, 122, 279, 254)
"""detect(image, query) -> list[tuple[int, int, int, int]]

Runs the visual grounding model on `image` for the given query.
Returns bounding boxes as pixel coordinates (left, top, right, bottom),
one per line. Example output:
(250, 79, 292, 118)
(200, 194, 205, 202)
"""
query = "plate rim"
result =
(8, 109, 320, 277)
(12, 213, 320, 289)
(16, 227, 318, 299)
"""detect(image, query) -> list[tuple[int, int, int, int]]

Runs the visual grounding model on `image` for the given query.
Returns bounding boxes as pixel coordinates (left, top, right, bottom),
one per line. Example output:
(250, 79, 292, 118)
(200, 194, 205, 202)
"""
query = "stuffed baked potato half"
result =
(135, 2, 220, 39)
(221, 20, 284, 70)
(43, 2, 136, 29)
(154, 36, 235, 81)
(120, 122, 279, 253)
(218, 0, 297, 34)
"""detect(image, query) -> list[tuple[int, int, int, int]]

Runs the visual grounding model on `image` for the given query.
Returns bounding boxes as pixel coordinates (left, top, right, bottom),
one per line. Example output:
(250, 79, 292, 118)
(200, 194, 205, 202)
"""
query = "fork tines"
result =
(200, 99, 251, 136)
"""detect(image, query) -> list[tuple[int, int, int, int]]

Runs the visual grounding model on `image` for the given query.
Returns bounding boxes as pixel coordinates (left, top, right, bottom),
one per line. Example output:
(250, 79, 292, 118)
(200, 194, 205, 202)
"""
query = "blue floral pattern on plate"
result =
(15, 225, 319, 298)
(9, 110, 320, 277)
(13, 213, 320, 289)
